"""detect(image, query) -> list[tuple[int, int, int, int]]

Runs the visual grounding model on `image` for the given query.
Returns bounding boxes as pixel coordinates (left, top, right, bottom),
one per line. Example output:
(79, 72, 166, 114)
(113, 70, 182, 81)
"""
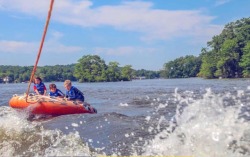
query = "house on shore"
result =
(3, 76, 10, 83)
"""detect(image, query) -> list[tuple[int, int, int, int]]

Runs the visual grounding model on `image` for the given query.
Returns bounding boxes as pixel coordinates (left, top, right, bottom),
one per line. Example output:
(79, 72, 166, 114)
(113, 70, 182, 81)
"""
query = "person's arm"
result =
(43, 84, 47, 95)
(65, 91, 69, 100)
(34, 85, 40, 95)
(68, 88, 77, 100)
(58, 89, 65, 98)
(34, 89, 40, 95)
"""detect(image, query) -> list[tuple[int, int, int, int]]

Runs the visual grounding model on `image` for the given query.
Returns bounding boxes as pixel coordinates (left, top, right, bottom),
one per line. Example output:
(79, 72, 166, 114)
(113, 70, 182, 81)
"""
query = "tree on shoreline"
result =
(74, 55, 134, 82)
(0, 56, 159, 83)
(161, 55, 201, 78)
(240, 42, 250, 77)
(198, 17, 250, 78)
(162, 17, 250, 79)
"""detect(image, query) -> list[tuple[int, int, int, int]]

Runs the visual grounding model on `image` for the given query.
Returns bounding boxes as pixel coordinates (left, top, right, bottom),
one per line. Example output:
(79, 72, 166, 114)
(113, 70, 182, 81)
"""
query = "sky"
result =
(0, 0, 249, 71)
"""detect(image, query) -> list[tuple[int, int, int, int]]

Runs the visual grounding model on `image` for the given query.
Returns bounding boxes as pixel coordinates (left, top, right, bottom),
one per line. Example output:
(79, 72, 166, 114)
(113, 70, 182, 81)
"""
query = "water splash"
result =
(0, 107, 97, 156)
(141, 88, 250, 156)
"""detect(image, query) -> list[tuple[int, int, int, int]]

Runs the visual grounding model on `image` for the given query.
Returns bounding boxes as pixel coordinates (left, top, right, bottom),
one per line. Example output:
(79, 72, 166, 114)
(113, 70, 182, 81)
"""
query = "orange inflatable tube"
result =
(9, 94, 97, 115)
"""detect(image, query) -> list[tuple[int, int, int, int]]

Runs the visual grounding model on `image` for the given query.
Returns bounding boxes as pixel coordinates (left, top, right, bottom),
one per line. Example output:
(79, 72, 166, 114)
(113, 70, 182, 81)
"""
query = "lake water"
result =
(0, 78, 250, 156)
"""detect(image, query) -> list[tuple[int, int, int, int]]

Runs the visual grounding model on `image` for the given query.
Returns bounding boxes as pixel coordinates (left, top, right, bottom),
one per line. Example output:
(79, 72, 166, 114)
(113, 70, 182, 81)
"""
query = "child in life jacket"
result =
(34, 77, 47, 95)
(49, 83, 64, 98)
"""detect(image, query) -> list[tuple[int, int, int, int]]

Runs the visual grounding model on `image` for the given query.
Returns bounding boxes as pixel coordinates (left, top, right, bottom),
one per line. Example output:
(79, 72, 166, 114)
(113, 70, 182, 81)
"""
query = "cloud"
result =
(215, 0, 231, 6)
(45, 41, 83, 54)
(0, 1, 50, 16)
(0, 40, 36, 53)
(50, 31, 64, 40)
(0, 31, 83, 54)
(93, 46, 156, 56)
(0, 0, 222, 42)
(45, 31, 84, 53)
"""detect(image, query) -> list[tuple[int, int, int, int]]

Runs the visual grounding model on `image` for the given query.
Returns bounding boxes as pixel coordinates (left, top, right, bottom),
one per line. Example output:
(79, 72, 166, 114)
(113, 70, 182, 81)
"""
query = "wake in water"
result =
(140, 88, 250, 157)
(0, 107, 97, 156)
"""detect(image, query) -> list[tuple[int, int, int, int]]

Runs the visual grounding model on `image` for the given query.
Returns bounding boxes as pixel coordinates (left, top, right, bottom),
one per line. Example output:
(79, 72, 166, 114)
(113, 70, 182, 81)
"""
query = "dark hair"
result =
(49, 83, 56, 89)
(35, 77, 42, 82)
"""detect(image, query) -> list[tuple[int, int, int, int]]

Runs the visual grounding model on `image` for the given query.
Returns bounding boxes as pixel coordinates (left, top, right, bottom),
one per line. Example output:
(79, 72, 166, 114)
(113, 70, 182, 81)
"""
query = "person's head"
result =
(34, 77, 42, 84)
(64, 80, 72, 90)
(49, 83, 57, 93)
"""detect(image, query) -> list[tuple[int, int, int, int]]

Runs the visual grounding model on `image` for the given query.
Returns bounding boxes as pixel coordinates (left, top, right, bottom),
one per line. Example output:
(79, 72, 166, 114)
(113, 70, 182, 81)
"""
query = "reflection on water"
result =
(0, 78, 250, 156)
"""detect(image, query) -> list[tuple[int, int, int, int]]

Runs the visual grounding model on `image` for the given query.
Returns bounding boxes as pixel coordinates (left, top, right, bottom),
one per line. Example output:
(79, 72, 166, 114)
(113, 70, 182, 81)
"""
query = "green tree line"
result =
(0, 55, 160, 83)
(161, 17, 250, 79)
(0, 64, 76, 83)
(160, 55, 201, 78)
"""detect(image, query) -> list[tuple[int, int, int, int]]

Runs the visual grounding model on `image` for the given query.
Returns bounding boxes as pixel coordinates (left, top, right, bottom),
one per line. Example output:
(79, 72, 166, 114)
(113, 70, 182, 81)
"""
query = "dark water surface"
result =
(0, 78, 250, 156)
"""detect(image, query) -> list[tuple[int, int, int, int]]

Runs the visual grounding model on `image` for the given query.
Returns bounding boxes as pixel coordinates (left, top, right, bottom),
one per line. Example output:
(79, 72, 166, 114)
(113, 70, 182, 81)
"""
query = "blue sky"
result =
(0, 0, 249, 70)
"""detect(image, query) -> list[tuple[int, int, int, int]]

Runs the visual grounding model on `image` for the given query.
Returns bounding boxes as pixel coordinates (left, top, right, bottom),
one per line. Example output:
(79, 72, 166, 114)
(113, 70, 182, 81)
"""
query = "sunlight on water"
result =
(119, 103, 129, 107)
(141, 88, 250, 157)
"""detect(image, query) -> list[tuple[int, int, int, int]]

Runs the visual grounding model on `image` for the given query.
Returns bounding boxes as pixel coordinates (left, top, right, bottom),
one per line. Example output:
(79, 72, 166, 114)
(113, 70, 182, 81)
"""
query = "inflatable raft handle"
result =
(29, 93, 35, 96)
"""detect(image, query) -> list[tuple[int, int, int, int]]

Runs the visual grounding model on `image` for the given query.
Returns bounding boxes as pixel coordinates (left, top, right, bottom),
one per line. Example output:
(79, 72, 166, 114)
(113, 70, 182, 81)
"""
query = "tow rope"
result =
(25, 0, 54, 103)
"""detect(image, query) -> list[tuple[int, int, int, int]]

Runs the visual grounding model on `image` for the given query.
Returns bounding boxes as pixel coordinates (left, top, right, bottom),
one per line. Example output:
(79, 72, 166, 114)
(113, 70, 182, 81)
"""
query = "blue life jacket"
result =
(66, 86, 84, 102)
(34, 82, 46, 95)
(49, 89, 64, 97)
